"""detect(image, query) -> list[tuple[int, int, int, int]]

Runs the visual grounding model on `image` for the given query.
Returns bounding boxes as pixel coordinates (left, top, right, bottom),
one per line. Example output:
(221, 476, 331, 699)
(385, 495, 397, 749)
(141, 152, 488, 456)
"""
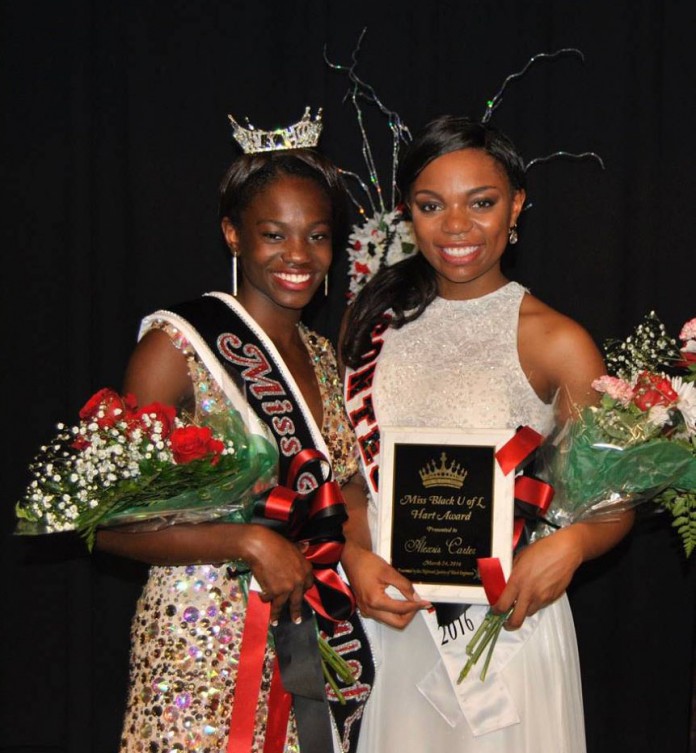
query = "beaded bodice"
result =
(373, 282, 554, 435)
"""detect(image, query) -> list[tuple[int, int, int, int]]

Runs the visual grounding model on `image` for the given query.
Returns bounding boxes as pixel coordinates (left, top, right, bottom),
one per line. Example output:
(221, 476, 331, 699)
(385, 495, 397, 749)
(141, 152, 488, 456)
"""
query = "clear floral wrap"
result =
(460, 312, 696, 683)
(15, 388, 278, 549)
(532, 312, 696, 556)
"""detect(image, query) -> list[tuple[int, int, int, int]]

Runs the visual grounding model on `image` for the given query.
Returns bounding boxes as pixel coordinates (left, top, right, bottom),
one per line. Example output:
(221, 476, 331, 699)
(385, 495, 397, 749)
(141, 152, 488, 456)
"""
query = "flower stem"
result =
(322, 656, 345, 704)
(318, 635, 357, 704)
(457, 607, 513, 684)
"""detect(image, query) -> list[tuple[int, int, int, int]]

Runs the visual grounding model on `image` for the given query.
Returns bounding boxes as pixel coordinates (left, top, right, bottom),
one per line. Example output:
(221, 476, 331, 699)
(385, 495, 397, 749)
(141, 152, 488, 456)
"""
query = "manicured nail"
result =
(271, 619, 278, 627)
(293, 616, 302, 625)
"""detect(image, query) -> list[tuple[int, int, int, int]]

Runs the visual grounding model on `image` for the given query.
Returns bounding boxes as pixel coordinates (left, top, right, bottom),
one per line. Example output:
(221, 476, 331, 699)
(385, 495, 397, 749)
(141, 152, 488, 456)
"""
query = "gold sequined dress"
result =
(118, 318, 360, 753)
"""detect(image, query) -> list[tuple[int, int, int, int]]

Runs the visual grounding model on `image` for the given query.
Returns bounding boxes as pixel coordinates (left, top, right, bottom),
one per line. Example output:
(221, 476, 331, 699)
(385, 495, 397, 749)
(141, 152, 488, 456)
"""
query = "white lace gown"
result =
(355, 282, 586, 753)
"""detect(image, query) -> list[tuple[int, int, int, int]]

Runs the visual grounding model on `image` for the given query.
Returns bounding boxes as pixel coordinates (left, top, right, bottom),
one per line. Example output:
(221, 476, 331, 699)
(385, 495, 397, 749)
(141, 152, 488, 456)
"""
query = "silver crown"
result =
(228, 106, 323, 154)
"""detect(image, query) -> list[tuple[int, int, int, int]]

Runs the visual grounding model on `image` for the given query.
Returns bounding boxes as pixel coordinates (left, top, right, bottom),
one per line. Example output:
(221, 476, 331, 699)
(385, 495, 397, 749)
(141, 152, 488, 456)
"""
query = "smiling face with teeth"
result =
(221, 174, 333, 324)
(408, 148, 525, 300)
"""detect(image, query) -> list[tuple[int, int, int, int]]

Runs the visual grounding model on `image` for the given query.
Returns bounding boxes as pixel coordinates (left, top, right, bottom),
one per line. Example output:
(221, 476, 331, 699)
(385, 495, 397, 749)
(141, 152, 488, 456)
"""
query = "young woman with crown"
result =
(96, 108, 374, 753)
(339, 114, 633, 752)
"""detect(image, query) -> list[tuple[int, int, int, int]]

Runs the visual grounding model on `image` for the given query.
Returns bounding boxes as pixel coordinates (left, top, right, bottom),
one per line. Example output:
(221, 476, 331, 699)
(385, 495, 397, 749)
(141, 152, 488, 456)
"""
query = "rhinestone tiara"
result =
(228, 106, 323, 154)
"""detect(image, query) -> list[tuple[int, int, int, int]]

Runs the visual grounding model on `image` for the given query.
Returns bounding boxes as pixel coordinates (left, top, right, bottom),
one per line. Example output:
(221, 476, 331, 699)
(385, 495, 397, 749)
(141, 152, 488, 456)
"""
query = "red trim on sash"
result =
(344, 317, 391, 499)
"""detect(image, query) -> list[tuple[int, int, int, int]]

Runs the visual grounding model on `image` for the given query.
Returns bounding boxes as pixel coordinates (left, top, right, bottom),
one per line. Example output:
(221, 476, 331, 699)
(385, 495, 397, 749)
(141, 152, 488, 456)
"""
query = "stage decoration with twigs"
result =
(481, 48, 605, 173)
(324, 29, 417, 303)
(328, 36, 606, 301)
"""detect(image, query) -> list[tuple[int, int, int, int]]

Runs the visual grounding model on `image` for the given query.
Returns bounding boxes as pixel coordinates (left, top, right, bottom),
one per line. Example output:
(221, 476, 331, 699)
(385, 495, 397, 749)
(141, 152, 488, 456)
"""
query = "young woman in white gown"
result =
(339, 115, 633, 752)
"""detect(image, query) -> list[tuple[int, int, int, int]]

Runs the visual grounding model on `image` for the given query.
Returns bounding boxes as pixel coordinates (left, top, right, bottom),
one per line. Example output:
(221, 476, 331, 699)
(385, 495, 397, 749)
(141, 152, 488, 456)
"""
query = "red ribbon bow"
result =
(252, 448, 356, 622)
(227, 449, 355, 753)
(478, 427, 555, 607)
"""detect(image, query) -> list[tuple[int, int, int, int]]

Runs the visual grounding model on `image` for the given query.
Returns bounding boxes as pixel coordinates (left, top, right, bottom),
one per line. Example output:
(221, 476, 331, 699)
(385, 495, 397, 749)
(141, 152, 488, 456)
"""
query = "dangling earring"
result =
(508, 225, 519, 245)
(324, 274, 329, 296)
(231, 252, 238, 297)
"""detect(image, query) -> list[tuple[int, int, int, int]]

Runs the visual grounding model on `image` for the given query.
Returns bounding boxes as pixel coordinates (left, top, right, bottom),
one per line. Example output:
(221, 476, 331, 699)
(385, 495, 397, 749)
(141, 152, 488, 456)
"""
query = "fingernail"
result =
(271, 619, 278, 627)
(293, 616, 302, 625)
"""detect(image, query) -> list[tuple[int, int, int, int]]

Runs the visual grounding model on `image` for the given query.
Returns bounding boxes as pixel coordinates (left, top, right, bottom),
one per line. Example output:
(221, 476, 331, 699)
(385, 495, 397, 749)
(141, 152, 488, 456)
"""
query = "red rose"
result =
(169, 426, 224, 465)
(71, 436, 90, 451)
(679, 350, 696, 367)
(131, 402, 177, 439)
(79, 388, 138, 428)
(632, 371, 679, 411)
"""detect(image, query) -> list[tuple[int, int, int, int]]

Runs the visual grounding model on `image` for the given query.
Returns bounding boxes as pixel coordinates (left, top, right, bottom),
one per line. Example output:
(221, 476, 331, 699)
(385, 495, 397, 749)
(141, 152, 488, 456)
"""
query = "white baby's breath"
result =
(15, 388, 269, 551)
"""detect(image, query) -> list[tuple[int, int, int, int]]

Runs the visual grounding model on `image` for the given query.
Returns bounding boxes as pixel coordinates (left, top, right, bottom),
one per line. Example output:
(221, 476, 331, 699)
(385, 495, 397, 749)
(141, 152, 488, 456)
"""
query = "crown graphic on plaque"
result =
(419, 452, 467, 489)
(228, 106, 323, 154)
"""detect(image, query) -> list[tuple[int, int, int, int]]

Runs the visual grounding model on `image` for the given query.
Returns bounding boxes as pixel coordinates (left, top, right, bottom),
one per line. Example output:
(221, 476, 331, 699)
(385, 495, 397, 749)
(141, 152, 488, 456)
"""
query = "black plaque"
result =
(378, 426, 515, 604)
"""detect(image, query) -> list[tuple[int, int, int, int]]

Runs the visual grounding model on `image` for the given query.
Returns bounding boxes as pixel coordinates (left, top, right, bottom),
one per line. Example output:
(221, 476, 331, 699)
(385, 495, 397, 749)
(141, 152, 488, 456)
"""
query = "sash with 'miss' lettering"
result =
(141, 292, 374, 753)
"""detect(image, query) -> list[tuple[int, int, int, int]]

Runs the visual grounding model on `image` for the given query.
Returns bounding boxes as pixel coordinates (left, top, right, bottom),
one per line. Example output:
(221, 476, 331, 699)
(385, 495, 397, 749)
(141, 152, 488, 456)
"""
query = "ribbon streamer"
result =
(477, 557, 508, 605)
(227, 592, 272, 753)
(515, 475, 554, 516)
(495, 425, 544, 475)
(478, 426, 554, 606)
(227, 448, 356, 752)
(262, 658, 293, 753)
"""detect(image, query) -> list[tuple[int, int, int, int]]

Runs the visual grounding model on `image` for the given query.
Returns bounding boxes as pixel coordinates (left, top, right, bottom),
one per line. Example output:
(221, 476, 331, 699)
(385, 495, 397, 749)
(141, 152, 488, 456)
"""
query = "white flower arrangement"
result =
(346, 206, 417, 303)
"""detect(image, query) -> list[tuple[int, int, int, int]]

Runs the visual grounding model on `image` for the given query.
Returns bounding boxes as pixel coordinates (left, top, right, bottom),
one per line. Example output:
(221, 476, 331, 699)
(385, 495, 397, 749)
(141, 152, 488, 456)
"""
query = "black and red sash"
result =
(165, 293, 373, 753)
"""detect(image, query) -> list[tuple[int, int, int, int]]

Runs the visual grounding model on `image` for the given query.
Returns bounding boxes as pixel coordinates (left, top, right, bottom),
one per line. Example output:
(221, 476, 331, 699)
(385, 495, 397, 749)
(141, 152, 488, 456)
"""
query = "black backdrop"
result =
(2, 2, 695, 752)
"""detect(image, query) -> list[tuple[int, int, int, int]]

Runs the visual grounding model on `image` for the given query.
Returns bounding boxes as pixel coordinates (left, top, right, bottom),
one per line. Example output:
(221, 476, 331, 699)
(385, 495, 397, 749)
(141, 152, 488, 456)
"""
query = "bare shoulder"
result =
(519, 293, 600, 355)
(123, 327, 193, 407)
(518, 292, 605, 413)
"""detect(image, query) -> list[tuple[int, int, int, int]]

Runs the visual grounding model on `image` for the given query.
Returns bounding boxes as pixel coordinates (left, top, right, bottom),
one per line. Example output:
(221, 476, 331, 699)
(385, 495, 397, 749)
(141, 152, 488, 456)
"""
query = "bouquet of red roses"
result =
(15, 388, 361, 704)
(15, 387, 278, 549)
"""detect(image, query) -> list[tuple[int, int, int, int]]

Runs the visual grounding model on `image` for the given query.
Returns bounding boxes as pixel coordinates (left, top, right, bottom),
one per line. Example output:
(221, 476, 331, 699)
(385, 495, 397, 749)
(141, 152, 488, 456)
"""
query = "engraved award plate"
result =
(377, 426, 515, 604)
